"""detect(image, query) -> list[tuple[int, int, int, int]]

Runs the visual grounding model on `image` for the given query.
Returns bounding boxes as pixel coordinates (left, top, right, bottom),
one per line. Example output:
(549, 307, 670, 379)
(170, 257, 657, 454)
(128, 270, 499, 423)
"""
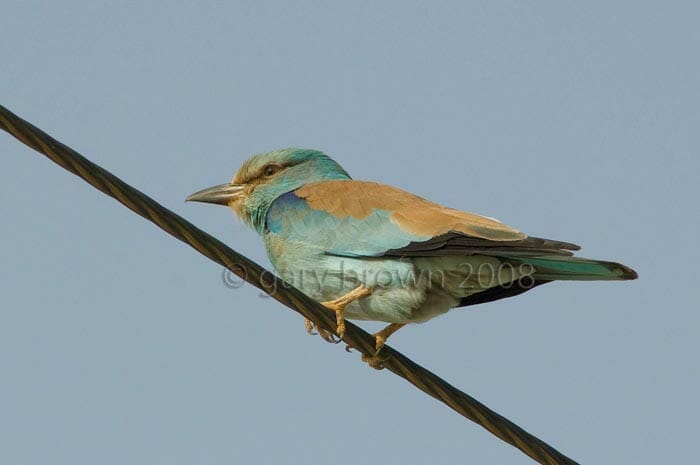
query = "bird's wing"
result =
(381, 232, 580, 258)
(295, 180, 526, 241)
(266, 180, 579, 258)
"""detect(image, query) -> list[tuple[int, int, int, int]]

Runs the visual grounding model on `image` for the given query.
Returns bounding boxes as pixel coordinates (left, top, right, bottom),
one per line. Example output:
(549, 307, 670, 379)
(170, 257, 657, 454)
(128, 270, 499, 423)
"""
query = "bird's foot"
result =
(304, 318, 340, 343)
(319, 300, 346, 340)
(320, 286, 372, 340)
(359, 323, 406, 370)
(361, 352, 391, 370)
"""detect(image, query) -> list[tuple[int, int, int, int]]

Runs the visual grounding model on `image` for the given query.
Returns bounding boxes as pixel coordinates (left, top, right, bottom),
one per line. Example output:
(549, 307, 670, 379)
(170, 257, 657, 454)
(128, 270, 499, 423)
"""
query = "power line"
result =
(1, 104, 579, 465)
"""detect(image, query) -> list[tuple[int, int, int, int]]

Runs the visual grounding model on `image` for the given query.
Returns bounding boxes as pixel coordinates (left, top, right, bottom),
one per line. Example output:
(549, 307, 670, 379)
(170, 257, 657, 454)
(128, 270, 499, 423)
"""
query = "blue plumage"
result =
(187, 148, 637, 359)
(264, 190, 428, 257)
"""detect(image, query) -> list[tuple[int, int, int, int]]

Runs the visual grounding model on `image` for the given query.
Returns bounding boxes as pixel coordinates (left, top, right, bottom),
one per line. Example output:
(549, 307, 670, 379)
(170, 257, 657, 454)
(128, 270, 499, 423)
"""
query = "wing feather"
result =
(382, 232, 580, 258)
(296, 180, 526, 242)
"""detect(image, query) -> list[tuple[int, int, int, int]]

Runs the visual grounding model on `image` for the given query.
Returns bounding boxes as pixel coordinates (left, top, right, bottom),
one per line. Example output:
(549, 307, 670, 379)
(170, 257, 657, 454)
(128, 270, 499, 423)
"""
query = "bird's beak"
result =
(185, 183, 246, 206)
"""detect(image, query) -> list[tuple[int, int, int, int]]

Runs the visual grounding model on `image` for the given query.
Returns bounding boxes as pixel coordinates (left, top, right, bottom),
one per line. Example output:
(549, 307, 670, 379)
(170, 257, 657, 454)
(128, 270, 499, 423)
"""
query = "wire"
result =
(1, 104, 580, 465)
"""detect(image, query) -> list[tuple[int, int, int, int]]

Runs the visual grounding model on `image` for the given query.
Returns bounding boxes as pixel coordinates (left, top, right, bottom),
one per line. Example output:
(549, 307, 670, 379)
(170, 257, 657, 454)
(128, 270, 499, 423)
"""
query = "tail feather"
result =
(509, 256, 638, 281)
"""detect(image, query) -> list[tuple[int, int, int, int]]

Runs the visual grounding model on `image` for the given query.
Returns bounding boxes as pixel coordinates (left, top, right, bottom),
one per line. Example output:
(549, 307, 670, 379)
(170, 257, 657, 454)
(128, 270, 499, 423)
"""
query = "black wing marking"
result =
(457, 280, 551, 308)
(382, 232, 580, 258)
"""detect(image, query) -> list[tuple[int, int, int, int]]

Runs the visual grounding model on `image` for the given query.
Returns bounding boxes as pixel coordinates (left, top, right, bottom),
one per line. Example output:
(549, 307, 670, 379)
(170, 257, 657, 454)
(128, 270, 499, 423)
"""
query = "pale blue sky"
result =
(1, 2, 698, 464)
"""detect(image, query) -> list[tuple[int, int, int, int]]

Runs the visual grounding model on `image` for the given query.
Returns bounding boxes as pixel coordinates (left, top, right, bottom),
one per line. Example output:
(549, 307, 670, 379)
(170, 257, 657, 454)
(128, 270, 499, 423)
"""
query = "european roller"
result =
(187, 149, 637, 367)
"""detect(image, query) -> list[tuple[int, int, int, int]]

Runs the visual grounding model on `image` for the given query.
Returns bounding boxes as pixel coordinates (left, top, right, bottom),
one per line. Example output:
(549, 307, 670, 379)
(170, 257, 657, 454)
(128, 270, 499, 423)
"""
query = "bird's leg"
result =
(361, 323, 406, 369)
(320, 285, 372, 340)
(373, 322, 406, 351)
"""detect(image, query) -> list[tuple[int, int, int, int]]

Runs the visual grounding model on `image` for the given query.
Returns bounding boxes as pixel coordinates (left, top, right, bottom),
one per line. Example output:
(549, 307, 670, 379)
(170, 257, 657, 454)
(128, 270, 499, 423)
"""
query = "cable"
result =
(1, 104, 579, 465)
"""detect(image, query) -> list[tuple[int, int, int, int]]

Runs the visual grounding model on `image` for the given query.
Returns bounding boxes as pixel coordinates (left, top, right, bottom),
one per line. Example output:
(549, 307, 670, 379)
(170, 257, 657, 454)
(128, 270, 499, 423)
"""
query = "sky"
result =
(1, 2, 698, 464)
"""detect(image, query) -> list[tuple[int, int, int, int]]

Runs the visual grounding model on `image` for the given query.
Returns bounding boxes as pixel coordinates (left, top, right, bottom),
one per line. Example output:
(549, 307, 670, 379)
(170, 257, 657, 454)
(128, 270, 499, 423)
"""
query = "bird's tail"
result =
(508, 256, 638, 281)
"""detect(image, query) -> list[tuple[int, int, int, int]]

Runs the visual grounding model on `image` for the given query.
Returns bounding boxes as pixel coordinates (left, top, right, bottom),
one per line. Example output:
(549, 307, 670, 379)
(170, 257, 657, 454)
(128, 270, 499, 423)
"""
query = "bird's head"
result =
(186, 148, 350, 233)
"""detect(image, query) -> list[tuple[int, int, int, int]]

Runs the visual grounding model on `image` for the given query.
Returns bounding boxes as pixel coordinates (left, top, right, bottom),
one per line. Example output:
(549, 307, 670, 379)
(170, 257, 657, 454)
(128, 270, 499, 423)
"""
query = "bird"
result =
(186, 148, 637, 368)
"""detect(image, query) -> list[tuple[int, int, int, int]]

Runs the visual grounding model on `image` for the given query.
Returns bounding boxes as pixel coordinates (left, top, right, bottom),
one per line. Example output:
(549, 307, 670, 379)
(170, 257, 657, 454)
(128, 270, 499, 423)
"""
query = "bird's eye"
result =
(263, 164, 281, 176)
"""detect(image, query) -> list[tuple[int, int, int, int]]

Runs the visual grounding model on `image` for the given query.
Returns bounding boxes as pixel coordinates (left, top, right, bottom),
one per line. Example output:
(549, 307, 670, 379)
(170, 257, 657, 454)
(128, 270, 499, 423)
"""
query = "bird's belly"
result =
(267, 237, 528, 324)
(273, 252, 430, 323)
(270, 254, 461, 324)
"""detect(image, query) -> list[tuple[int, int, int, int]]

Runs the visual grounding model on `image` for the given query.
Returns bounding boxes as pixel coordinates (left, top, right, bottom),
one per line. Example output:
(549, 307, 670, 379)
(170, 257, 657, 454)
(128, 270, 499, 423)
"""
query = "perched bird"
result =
(187, 148, 637, 367)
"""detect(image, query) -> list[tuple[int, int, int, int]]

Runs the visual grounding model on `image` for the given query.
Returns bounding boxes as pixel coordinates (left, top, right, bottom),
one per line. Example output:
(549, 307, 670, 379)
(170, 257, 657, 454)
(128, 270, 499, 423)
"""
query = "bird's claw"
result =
(335, 320, 346, 341)
(320, 300, 347, 343)
(361, 334, 390, 369)
(304, 318, 317, 335)
(319, 327, 340, 343)
(358, 324, 404, 369)
(361, 351, 390, 370)
(304, 319, 341, 343)
(375, 334, 387, 352)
